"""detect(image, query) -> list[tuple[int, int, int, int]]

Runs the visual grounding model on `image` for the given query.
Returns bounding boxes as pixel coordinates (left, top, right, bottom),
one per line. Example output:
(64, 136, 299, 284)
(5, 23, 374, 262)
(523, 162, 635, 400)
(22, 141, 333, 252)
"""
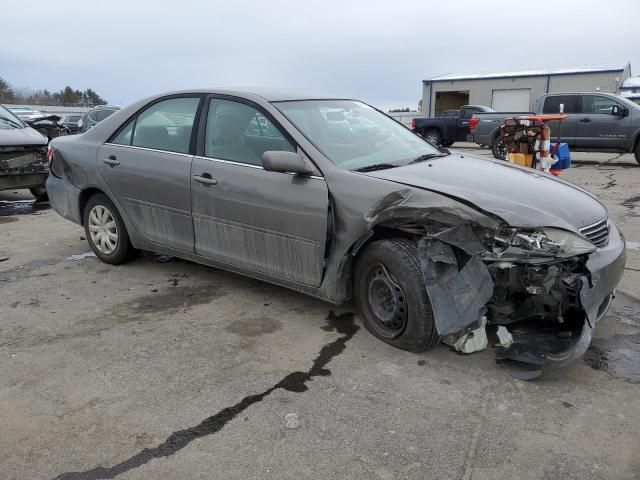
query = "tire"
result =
(83, 193, 134, 265)
(29, 186, 48, 202)
(634, 141, 640, 165)
(423, 130, 441, 146)
(354, 238, 439, 352)
(491, 135, 507, 160)
(442, 141, 454, 147)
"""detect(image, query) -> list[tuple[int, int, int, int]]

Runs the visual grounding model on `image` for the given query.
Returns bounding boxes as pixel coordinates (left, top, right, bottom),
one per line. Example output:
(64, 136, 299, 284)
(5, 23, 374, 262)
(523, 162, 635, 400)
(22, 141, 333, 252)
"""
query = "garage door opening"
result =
(434, 91, 469, 117)
(491, 89, 531, 112)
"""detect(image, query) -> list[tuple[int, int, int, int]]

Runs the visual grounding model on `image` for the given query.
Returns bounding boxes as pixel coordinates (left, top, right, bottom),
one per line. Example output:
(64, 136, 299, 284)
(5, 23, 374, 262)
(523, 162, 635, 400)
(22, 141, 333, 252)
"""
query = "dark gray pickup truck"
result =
(412, 105, 493, 146)
(470, 92, 640, 163)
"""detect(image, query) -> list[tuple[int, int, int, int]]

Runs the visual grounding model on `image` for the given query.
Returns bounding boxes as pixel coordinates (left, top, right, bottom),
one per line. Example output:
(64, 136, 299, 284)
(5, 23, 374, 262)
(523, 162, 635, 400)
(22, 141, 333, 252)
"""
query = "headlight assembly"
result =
(491, 226, 596, 258)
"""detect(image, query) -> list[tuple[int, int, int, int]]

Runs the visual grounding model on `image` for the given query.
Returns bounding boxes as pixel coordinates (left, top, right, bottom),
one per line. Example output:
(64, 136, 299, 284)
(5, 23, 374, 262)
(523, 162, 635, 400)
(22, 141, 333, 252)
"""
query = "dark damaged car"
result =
(46, 89, 626, 379)
(0, 104, 49, 201)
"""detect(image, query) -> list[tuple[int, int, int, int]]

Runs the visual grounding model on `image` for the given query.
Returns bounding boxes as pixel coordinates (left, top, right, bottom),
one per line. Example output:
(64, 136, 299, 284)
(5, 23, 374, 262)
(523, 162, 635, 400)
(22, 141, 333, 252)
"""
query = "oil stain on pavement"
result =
(584, 293, 640, 383)
(51, 311, 359, 480)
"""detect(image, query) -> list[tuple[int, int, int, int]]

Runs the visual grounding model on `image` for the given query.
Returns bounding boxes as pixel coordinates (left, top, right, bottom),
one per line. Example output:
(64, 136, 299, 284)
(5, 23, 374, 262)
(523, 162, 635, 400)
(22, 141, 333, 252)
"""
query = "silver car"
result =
(46, 89, 626, 378)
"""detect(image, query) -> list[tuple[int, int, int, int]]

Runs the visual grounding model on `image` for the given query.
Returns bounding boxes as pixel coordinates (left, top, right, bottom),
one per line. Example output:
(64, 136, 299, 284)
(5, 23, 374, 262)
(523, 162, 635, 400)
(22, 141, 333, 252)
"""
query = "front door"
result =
(191, 97, 329, 287)
(576, 95, 631, 149)
(541, 94, 579, 146)
(98, 95, 202, 252)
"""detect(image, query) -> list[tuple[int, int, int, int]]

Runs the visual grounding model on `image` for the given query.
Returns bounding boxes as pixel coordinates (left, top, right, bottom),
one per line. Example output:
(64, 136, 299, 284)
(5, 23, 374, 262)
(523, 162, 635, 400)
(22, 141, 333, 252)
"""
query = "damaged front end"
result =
(366, 190, 626, 380)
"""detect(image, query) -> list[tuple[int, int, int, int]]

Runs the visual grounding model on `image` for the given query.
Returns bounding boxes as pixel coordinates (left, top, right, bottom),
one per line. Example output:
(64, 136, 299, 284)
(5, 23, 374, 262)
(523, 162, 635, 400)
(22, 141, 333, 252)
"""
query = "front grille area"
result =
(579, 217, 609, 248)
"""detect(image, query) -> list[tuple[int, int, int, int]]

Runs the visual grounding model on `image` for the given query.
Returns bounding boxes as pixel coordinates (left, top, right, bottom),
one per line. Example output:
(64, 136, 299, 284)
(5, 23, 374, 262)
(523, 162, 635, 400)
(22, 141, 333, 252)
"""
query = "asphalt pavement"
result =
(1, 150, 639, 480)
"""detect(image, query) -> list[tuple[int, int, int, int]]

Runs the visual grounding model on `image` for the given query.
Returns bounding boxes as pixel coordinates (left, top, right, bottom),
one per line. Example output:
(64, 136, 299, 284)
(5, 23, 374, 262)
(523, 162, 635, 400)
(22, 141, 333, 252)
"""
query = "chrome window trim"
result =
(104, 143, 193, 158)
(194, 155, 325, 180)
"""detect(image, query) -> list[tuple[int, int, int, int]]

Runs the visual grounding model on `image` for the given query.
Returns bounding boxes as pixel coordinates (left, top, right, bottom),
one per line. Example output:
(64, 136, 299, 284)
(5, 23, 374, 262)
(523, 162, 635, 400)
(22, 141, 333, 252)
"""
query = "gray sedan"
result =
(46, 89, 626, 378)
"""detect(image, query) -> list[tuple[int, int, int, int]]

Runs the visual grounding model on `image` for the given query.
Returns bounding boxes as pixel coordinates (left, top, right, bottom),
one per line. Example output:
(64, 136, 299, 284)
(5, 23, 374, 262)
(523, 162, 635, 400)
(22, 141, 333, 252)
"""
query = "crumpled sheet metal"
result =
(417, 237, 494, 339)
(495, 318, 595, 381)
(364, 189, 500, 230)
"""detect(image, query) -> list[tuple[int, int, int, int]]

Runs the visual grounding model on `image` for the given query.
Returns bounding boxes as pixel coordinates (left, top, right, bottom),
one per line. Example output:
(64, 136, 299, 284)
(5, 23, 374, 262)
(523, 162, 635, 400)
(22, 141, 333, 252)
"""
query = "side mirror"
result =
(262, 151, 312, 175)
(612, 105, 629, 117)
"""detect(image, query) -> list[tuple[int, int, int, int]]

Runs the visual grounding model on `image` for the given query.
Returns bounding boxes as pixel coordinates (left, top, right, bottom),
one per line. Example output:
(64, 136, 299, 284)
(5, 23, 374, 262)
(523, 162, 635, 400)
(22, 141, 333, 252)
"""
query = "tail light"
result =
(46, 146, 54, 165)
(469, 117, 480, 132)
(411, 119, 416, 130)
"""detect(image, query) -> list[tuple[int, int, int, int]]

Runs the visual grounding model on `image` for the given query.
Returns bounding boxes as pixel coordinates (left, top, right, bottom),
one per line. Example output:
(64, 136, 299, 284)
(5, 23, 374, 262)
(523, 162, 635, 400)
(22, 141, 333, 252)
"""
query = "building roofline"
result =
(423, 65, 628, 83)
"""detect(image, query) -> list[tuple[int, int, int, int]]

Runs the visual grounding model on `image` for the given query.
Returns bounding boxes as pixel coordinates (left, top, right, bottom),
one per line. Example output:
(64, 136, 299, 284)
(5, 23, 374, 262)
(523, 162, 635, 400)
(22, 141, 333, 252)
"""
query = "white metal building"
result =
(421, 64, 632, 117)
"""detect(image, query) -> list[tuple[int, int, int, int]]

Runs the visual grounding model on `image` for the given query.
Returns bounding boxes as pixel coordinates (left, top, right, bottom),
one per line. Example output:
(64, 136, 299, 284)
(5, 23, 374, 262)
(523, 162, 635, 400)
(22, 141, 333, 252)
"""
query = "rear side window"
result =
(543, 95, 579, 114)
(582, 95, 618, 115)
(112, 97, 200, 153)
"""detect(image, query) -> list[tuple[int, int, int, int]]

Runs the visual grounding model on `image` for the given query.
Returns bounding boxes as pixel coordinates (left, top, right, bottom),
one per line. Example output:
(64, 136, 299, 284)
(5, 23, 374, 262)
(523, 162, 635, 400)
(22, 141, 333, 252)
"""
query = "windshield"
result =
(0, 105, 25, 129)
(274, 100, 441, 170)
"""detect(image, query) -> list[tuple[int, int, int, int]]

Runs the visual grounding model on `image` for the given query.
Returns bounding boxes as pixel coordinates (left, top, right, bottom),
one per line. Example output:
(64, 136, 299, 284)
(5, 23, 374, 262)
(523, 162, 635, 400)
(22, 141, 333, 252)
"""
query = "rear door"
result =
(576, 95, 631, 149)
(191, 96, 329, 287)
(98, 95, 203, 252)
(541, 95, 579, 145)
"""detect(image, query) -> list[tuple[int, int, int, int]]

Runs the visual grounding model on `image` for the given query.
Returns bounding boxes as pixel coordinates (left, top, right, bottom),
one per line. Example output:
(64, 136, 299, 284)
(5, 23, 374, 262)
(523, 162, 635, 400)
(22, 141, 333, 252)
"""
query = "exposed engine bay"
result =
(365, 189, 625, 380)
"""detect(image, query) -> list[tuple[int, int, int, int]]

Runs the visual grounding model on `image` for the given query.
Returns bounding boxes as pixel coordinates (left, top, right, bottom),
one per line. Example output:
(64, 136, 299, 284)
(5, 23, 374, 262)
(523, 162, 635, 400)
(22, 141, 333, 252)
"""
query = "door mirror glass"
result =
(262, 151, 312, 175)
(612, 105, 628, 117)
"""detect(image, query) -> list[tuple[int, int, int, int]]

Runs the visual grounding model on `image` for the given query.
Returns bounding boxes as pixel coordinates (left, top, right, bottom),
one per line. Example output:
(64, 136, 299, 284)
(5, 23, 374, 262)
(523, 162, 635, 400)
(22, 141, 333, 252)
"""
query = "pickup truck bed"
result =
(411, 105, 493, 146)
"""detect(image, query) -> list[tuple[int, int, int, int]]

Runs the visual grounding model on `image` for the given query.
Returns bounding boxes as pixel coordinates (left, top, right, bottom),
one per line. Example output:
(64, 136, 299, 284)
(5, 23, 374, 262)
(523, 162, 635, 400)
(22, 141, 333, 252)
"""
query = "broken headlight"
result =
(491, 227, 596, 258)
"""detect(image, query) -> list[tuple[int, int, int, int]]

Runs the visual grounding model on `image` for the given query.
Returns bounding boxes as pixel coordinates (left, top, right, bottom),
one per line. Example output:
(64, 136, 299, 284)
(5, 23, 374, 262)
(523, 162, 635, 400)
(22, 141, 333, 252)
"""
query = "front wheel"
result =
(634, 141, 640, 165)
(354, 238, 439, 352)
(83, 193, 135, 265)
(441, 141, 454, 147)
(492, 136, 507, 160)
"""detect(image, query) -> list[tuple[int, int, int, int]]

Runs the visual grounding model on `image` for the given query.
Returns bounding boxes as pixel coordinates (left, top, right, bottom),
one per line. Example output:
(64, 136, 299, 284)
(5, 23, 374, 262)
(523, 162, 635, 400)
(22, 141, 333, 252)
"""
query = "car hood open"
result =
(364, 154, 607, 231)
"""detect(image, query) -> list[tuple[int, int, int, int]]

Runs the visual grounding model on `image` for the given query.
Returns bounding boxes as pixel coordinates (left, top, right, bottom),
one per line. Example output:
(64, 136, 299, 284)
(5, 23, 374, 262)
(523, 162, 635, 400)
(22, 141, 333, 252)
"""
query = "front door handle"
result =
(103, 155, 120, 166)
(193, 174, 218, 185)
(579, 118, 592, 123)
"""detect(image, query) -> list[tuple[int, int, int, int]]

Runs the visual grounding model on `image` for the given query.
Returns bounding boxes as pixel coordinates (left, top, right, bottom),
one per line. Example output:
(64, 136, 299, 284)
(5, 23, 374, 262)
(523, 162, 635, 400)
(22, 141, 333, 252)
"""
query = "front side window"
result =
(543, 95, 579, 114)
(204, 99, 295, 166)
(275, 100, 441, 171)
(582, 95, 618, 115)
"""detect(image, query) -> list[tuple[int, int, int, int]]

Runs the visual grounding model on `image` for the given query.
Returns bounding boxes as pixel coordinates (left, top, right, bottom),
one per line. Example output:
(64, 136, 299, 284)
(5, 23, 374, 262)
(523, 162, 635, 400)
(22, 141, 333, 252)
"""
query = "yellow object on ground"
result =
(508, 153, 534, 167)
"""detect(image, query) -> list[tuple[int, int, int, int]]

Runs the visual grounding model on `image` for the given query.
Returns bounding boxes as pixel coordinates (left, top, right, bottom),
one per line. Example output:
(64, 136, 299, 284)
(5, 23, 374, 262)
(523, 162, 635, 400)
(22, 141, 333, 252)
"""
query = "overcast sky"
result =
(2, 0, 639, 110)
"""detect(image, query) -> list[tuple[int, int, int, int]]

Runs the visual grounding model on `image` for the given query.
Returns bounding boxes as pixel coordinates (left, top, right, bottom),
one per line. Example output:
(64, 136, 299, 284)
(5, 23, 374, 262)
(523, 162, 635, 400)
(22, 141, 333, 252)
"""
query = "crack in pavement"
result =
(51, 311, 359, 480)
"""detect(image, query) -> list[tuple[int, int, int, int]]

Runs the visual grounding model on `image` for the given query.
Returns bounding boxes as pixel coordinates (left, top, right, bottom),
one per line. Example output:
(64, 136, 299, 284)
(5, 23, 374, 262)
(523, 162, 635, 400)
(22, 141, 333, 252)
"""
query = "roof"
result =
(425, 65, 627, 82)
(149, 88, 349, 102)
(622, 76, 640, 88)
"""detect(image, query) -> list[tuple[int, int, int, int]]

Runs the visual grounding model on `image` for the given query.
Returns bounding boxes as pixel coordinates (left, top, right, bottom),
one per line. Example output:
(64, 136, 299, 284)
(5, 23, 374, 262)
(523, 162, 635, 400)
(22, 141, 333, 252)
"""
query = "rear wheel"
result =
(83, 193, 134, 265)
(423, 130, 441, 146)
(29, 186, 48, 202)
(492, 135, 507, 160)
(354, 238, 439, 352)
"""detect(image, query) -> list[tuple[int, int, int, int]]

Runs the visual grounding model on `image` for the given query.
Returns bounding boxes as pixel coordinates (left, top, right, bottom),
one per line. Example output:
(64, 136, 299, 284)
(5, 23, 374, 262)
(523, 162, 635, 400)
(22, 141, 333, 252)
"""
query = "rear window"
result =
(543, 95, 579, 114)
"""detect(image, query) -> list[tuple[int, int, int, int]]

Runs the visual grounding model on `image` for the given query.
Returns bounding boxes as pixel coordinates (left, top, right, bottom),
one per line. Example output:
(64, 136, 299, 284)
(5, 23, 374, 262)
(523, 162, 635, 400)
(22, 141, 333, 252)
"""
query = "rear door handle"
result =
(103, 155, 120, 166)
(193, 174, 218, 185)
(579, 118, 591, 123)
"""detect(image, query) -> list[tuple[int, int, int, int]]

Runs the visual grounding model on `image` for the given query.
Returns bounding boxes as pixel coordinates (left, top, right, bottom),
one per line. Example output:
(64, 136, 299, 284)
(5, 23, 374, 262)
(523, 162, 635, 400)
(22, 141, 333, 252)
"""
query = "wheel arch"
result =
(333, 225, 419, 303)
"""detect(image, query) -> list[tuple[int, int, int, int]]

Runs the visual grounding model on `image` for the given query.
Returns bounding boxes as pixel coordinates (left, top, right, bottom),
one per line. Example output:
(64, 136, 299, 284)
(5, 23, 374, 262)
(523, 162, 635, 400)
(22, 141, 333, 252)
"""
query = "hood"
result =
(0, 126, 48, 147)
(365, 154, 607, 231)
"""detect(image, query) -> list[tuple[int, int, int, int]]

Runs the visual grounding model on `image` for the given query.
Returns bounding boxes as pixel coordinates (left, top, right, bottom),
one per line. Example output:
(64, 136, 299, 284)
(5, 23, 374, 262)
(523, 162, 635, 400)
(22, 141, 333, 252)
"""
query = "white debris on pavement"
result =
(452, 316, 488, 354)
(284, 413, 300, 429)
(496, 326, 514, 348)
(65, 251, 97, 261)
